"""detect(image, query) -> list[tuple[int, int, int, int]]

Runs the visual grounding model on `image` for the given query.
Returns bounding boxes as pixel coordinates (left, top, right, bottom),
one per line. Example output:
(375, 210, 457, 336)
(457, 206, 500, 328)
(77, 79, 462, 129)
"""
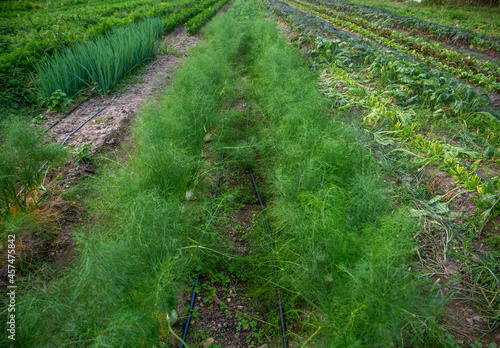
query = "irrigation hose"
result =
(59, 106, 107, 148)
(17, 56, 168, 200)
(45, 93, 95, 133)
(17, 104, 105, 197)
(180, 153, 224, 348)
(180, 97, 234, 347)
(244, 102, 288, 347)
(461, 162, 487, 183)
(249, 168, 289, 348)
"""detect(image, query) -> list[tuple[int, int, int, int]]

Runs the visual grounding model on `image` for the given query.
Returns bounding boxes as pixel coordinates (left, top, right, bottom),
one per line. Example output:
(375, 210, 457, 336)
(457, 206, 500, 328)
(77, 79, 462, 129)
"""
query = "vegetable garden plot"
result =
(1, 1, 464, 345)
(281, 0, 500, 92)
(1, 0, 499, 346)
(336, 0, 500, 38)
(265, 0, 500, 344)
(266, 0, 500, 245)
(0, 0, 221, 112)
(312, 0, 500, 55)
(267, 0, 498, 121)
(35, 0, 224, 101)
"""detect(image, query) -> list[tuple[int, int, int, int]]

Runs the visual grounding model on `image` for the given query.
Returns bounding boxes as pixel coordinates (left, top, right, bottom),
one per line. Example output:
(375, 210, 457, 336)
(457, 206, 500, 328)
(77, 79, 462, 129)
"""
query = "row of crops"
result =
(0, 0, 232, 344)
(310, 0, 500, 53)
(281, 0, 500, 93)
(264, 0, 500, 340)
(1, 0, 498, 345)
(0, 0, 231, 217)
(0, 0, 228, 111)
(268, 0, 500, 236)
(3, 1, 458, 345)
(35, 0, 229, 100)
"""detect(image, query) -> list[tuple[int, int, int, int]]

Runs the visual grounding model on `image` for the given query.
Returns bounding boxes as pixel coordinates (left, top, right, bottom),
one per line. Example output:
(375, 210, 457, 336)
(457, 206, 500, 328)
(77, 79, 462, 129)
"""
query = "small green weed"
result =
(47, 89, 73, 112)
(202, 283, 216, 304)
(31, 114, 47, 125)
(161, 39, 182, 57)
(471, 342, 498, 348)
(236, 312, 257, 332)
(66, 142, 92, 165)
(211, 271, 230, 286)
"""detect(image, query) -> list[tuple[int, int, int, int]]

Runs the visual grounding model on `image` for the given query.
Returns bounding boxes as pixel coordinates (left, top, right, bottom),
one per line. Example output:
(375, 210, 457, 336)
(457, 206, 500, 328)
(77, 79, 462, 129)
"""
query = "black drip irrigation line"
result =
(180, 97, 234, 347)
(17, 56, 165, 198)
(180, 153, 224, 348)
(249, 168, 289, 348)
(244, 103, 288, 347)
(44, 93, 95, 133)
(59, 106, 107, 148)
(461, 162, 487, 183)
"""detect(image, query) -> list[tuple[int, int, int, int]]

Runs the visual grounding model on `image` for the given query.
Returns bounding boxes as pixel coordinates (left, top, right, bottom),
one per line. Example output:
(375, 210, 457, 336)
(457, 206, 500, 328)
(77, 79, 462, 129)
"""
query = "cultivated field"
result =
(0, 0, 499, 346)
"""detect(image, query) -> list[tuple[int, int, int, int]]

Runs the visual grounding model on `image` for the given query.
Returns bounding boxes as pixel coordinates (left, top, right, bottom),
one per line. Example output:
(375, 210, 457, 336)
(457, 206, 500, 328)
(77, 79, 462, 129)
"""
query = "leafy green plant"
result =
(31, 114, 47, 125)
(236, 312, 257, 332)
(185, 0, 229, 35)
(164, 0, 220, 33)
(67, 142, 93, 164)
(47, 89, 73, 112)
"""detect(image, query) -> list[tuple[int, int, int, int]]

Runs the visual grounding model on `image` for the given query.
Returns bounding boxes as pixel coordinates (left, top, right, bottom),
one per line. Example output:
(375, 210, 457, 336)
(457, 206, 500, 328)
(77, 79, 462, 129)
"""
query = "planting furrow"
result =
(248, 167, 289, 348)
(179, 152, 290, 347)
(178, 55, 289, 346)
